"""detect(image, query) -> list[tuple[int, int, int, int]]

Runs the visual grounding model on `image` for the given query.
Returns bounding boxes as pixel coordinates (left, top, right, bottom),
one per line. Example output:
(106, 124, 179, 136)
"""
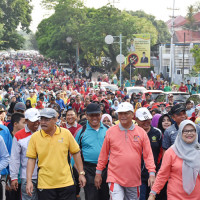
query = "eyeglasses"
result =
(182, 129, 196, 135)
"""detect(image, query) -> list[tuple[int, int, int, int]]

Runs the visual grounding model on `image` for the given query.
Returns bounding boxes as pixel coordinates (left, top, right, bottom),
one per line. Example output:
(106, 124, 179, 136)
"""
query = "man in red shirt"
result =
(63, 109, 82, 137)
(178, 82, 188, 92)
(95, 102, 155, 200)
(72, 94, 84, 114)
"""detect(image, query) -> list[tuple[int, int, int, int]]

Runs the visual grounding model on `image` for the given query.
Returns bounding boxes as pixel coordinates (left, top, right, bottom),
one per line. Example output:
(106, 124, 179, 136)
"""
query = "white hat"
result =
(25, 108, 40, 122)
(116, 102, 134, 113)
(135, 107, 152, 121)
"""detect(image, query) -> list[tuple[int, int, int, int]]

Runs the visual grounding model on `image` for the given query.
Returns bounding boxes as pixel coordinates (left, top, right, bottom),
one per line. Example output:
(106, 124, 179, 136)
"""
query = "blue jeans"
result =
(21, 179, 38, 200)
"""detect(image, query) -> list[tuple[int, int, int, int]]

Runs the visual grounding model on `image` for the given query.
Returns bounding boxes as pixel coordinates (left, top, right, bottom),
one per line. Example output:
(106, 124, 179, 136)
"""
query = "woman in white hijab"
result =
(101, 114, 112, 127)
(111, 100, 119, 111)
(148, 120, 200, 200)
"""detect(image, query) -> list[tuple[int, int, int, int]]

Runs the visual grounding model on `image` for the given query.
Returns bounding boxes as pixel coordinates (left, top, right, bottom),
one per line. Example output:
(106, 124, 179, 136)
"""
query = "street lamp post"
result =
(119, 34, 122, 86)
(76, 43, 79, 73)
(105, 34, 125, 87)
(66, 37, 79, 73)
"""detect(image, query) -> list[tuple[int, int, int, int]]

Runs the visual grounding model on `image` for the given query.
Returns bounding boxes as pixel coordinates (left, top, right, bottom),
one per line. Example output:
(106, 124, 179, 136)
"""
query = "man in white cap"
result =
(10, 108, 40, 200)
(95, 102, 156, 200)
(26, 108, 86, 200)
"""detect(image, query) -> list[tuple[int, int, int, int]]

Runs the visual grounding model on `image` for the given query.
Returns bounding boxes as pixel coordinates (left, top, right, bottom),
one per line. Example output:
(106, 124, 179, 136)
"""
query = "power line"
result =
(108, 0, 120, 6)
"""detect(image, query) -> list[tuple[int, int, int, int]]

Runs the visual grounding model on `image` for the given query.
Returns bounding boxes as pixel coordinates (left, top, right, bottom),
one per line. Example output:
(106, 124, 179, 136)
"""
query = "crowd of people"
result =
(0, 54, 199, 200)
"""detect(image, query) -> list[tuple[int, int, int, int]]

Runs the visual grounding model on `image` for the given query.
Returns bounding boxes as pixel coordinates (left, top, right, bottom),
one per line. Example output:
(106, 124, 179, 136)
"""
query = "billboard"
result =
(126, 34, 150, 68)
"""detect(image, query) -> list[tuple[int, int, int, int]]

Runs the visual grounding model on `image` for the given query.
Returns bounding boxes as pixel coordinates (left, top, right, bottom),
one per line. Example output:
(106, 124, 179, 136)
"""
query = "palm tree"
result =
(183, 5, 197, 42)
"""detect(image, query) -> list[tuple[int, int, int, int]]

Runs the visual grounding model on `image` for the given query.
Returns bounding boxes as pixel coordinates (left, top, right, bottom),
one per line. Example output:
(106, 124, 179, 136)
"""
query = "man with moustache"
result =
(26, 108, 86, 200)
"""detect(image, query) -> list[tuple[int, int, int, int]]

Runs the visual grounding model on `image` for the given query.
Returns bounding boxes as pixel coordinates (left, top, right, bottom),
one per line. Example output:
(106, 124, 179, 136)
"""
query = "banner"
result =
(126, 34, 150, 68)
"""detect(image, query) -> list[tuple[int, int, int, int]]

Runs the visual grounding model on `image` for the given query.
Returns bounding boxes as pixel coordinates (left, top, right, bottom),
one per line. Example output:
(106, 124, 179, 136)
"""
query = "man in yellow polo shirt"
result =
(26, 108, 86, 200)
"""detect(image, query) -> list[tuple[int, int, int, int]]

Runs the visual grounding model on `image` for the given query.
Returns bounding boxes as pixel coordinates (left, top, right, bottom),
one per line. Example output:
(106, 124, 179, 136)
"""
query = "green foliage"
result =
(36, 0, 86, 62)
(186, 69, 199, 77)
(0, 0, 33, 50)
(183, 5, 198, 32)
(128, 10, 171, 44)
(36, 1, 164, 69)
(19, 31, 38, 50)
(0, 24, 4, 45)
(191, 45, 200, 72)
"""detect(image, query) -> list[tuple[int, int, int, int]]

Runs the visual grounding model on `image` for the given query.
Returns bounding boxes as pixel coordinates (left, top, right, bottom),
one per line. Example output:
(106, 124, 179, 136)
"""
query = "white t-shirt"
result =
(28, 69, 32, 75)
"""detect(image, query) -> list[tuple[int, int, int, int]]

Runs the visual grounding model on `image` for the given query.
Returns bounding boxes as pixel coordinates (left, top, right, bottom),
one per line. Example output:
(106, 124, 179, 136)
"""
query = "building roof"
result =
(166, 16, 186, 28)
(174, 30, 200, 43)
(193, 12, 200, 23)
(173, 12, 200, 28)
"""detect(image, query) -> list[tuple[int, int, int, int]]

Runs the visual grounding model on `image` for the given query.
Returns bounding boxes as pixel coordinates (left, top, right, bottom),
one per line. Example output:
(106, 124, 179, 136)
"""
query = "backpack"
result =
(78, 123, 109, 161)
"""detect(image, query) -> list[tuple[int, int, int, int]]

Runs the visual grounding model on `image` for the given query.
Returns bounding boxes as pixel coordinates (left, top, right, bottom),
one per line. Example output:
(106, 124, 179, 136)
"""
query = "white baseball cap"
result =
(25, 108, 40, 122)
(135, 107, 152, 121)
(116, 102, 134, 113)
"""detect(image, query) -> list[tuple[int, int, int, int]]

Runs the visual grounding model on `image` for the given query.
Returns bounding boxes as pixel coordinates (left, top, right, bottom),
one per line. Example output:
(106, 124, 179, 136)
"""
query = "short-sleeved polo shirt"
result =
(26, 126, 80, 189)
(75, 121, 107, 164)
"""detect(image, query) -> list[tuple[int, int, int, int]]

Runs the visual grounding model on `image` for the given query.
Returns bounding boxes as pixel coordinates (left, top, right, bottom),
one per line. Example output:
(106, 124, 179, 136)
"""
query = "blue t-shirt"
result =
(75, 121, 107, 164)
(0, 124, 12, 175)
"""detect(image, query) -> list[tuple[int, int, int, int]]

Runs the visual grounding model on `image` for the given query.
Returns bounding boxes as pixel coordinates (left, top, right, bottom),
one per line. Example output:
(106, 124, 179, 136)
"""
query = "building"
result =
(153, 12, 200, 84)
(157, 43, 195, 84)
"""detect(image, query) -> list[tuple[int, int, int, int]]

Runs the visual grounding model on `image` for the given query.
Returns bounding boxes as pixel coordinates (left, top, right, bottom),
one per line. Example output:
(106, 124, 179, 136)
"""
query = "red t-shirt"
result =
(62, 123, 82, 137)
(179, 86, 188, 92)
(72, 102, 84, 113)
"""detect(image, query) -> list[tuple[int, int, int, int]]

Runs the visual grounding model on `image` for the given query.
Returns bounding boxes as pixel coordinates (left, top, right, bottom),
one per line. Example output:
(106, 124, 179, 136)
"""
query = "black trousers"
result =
(38, 185, 76, 200)
(73, 167, 80, 195)
(6, 184, 21, 200)
(0, 182, 2, 200)
(83, 162, 109, 200)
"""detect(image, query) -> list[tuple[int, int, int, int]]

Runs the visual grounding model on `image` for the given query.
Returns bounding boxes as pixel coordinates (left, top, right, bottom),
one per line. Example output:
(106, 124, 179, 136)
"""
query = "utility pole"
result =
(168, 0, 179, 84)
(182, 32, 186, 81)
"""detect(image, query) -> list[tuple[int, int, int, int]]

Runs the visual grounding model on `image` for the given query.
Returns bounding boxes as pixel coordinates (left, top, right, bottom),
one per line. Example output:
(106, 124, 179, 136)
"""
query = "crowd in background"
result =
(0, 53, 199, 200)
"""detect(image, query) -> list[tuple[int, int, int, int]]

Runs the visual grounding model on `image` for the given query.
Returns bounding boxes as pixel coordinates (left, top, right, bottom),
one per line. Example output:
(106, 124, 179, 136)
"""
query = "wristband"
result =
(11, 179, 18, 182)
(149, 193, 156, 197)
(150, 190, 156, 196)
(149, 172, 155, 177)
(96, 170, 102, 175)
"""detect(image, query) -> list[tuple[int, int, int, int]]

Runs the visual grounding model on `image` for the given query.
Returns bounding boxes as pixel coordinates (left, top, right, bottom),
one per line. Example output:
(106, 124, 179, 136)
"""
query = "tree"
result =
(128, 10, 171, 44)
(19, 31, 39, 50)
(191, 45, 200, 72)
(36, 0, 87, 62)
(36, 2, 159, 70)
(80, 6, 158, 68)
(182, 5, 200, 42)
(0, 0, 33, 49)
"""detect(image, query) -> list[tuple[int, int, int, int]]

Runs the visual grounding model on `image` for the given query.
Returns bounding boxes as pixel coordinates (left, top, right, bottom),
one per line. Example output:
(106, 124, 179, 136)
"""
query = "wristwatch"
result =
(79, 171, 85, 176)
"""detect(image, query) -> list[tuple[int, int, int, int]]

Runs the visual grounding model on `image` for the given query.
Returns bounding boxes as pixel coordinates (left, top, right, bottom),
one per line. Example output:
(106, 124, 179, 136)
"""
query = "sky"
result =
(30, 0, 198, 32)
